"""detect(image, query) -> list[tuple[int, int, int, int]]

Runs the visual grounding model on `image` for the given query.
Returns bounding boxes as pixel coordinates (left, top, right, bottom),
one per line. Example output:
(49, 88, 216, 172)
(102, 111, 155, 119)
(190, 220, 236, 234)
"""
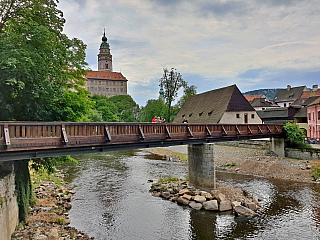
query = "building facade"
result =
(307, 96, 320, 139)
(85, 30, 128, 97)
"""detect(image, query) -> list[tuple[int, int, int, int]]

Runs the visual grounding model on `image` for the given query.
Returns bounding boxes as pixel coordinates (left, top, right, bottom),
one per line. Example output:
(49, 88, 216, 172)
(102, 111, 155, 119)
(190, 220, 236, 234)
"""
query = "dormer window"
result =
(120, 76, 122, 79)
(108, 75, 111, 78)
(189, 113, 193, 117)
(96, 74, 99, 77)
(182, 114, 185, 118)
(199, 112, 203, 116)
(208, 110, 213, 116)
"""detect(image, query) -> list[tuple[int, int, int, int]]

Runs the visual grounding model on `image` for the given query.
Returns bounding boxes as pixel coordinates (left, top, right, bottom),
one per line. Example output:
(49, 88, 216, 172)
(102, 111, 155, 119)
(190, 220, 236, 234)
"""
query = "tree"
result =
(177, 85, 197, 108)
(159, 68, 186, 122)
(139, 99, 167, 122)
(0, 0, 88, 121)
(283, 122, 310, 149)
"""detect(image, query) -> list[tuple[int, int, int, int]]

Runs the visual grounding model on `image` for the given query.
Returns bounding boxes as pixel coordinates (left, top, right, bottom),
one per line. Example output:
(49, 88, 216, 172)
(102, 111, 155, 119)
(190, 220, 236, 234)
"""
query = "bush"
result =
(283, 122, 310, 149)
(312, 166, 320, 181)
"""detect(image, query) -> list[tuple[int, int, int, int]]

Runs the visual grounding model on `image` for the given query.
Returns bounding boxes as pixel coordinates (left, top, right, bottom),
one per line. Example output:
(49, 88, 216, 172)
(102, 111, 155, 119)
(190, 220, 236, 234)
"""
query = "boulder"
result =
(179, 189, 190, 195)
(246, 202, 258, 212)
(194, 195, 206, 203)
(205, 193, 213, 200)
(152, 192, 161, 197)
(203, 200, 218, 211)
(234, 205, 258, 217)
(231, 201, 241, 207)
(161, 192, 171, 199)
(253, 198, 261, 207)
(177, 196, 190, 205)
(182, 194, 193, 201)
(219, 201, 232, 212)
(200, 191, 208, 197)
(171, 196, 179, 202)
(189, 201, 203, 210)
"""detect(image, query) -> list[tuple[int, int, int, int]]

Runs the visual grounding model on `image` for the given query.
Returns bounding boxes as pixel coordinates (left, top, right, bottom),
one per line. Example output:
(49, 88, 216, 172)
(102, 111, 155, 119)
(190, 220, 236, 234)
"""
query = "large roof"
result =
(257, 108, 288, 119)
(307, 96, 320, 107)
(86, 71, 127, 81)
(294, 107, 307, 118)
(274, 86, 306, 103)
(250, 98, 279, 108)
(244, 94, 264, 102)
(173, 84, 255, 123)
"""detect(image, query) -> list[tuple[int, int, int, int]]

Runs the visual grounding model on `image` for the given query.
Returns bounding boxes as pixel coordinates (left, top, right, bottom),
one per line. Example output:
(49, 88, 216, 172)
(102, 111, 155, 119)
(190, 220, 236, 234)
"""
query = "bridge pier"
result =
(271, 137, 285, 158)
(188, 143, 216, 190)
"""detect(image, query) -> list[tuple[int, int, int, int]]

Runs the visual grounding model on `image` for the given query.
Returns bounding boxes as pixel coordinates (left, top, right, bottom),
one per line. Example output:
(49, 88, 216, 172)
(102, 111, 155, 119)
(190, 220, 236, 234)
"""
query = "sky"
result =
(58, 0, 320, 106)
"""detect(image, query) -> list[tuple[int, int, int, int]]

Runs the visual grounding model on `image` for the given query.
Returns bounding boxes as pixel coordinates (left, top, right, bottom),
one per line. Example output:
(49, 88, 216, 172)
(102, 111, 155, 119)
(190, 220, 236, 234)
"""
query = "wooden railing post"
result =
(61, 124, 69, 145)
(105, 125, 112, 142)
(3, 124, 11, 149)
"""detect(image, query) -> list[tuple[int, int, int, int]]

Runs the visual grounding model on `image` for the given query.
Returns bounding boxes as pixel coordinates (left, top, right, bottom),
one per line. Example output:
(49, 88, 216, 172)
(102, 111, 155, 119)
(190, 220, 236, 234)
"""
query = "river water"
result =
(62, 150, 320, 240)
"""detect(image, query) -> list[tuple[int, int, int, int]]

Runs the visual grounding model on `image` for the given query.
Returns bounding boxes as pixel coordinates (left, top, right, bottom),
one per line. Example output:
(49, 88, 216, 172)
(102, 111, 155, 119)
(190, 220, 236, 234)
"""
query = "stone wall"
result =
(188, 143, 215, 190)
(285, 148, 320, 160)
(215, 139, 271, 150)
(0, 162, 19, 240)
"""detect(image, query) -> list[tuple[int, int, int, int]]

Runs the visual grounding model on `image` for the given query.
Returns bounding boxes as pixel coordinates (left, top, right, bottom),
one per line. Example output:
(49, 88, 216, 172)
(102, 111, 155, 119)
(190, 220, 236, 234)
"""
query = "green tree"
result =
(139, 99, 167, 122)
(177, 85, 197, 108)
(0, 0, 88, 121)
(283, 122, 310, 149)
(160, 68, 186, 122)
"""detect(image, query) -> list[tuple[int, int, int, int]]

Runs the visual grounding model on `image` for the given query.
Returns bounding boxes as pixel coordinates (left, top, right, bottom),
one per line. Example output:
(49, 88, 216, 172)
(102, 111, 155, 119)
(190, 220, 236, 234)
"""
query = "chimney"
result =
(287, 85, 291, 91)
(312, 85, 319, 91)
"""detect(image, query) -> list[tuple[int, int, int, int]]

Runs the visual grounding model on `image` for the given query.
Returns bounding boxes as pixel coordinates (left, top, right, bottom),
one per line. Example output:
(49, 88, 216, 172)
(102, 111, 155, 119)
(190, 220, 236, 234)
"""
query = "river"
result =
(61, 149, 320, 240)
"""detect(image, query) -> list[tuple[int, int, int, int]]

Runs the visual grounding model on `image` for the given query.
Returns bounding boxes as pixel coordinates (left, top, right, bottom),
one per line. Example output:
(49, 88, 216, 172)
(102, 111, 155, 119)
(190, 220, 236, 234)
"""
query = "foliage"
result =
(225, 163, 236, 168)
(30, 156, 78, 174)
(31, 169, 64, 187)
(0, 0, 88, 121)
(159, 68, 186, 122)
(177, 85, 197, 108)
(158, 175, 180, 183)
(283, 122, 310, 149)
(139, 99, 168, 122)
(312, 166, 320, 181)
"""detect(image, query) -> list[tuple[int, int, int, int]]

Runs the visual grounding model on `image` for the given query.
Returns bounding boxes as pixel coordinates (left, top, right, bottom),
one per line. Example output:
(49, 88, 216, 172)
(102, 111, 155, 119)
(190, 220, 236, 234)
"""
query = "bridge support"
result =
(188, 143, 215, 190)
(271, 137, 285, 158)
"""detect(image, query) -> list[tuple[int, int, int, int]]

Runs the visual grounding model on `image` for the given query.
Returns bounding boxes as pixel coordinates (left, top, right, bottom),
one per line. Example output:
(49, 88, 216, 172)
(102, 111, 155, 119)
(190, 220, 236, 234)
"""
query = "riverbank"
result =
(11, 169, 93, 240)
(145, 145, 318, 183)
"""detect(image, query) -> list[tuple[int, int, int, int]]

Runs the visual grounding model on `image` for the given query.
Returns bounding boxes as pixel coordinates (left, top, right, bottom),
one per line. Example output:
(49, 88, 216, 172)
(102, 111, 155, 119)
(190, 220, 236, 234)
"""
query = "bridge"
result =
(0, 122, 284, 162)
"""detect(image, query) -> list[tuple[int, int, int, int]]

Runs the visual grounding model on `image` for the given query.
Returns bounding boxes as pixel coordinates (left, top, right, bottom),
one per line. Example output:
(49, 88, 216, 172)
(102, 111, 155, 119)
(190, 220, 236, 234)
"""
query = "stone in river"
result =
(182, 194, 193, 201)
(246, 202, 258, 212)
(161, 192, 171, 199)
(177, 196, 190, 205)
(179, 189, 190, 195)
(205, 193, 213, 200)
(189, 201, 203, 210)
(203, 200, 218, 211)
(194, 195, 206, 203)
(219, 201, 232, 211)
(152, 192, 161, 197)
(231, 201, 241, 207)
(234, 205, 258, 217)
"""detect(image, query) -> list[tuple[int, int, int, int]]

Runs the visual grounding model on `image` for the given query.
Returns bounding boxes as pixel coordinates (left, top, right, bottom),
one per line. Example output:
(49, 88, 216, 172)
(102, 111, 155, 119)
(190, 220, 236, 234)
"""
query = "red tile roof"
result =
(86, 71, 127, 81)
(244, 94, 264, 102)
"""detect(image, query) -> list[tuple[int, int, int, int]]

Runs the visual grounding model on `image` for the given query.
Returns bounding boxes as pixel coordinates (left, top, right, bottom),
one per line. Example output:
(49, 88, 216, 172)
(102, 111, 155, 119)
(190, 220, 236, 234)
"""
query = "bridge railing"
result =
(0, 122, 284, 152)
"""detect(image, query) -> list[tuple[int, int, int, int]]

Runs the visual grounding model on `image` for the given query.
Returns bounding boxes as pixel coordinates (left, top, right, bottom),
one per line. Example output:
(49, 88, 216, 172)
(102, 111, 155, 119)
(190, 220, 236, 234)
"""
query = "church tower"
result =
(98, 29, 113, 72)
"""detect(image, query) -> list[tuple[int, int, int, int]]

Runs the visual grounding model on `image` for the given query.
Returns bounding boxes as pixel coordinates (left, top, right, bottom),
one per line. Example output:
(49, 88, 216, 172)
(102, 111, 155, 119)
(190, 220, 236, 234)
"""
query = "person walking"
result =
(182, 117, 188, 123)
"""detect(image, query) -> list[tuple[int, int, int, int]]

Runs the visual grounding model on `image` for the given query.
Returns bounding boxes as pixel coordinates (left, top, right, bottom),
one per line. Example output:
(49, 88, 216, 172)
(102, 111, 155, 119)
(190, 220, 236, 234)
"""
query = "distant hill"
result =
(242, 89, 280, 100)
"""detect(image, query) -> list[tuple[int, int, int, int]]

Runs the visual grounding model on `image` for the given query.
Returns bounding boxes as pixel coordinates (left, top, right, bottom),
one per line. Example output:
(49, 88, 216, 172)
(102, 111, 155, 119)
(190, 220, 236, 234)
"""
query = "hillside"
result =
(242, 89, 280, 100)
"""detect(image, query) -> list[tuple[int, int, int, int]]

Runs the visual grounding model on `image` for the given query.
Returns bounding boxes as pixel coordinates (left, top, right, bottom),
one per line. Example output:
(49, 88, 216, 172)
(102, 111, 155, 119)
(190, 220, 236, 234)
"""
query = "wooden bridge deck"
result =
(0, 122, 284, 161)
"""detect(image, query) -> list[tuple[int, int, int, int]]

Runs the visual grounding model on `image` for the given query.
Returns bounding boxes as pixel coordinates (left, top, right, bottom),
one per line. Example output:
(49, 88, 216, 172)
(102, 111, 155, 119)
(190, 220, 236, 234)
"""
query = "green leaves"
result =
(283, 122, 309, 149)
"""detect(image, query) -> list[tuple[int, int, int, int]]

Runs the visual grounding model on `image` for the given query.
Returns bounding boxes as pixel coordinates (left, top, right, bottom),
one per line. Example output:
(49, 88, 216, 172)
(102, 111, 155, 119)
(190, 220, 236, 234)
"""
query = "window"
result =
(309, 113, 311, 120)
(87, 87, 89, 91)
(182, 114, 185, 118)
(120, 76, 122, 79)
(236, 114, 240, 118)
(199, 112, 203, 116)
(208, 110, 213, 116)
(121, 89, 123, 92)
(121, 82, 123, 86)
(108, 75, 111, 78)
(189, 113, 193, 117)
(284, 103, 287, 107)
(318, 111, 320, 120)
(251, 114, 255, 119)
(313, 112, 315, 120)
(99, 81, 101, 85)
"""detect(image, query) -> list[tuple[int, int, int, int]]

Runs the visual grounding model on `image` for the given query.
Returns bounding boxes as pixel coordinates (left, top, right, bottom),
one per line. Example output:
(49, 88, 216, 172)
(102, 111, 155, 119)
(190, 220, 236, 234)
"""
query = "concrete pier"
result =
(271, 138, 285, 158)
(188, 143, 215, 190)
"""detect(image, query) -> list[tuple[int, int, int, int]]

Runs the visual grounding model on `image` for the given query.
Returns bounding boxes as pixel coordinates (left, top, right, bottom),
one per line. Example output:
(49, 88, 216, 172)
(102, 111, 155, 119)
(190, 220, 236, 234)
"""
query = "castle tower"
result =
(98, 29, 113, 72)
(159, 83, 165, 103)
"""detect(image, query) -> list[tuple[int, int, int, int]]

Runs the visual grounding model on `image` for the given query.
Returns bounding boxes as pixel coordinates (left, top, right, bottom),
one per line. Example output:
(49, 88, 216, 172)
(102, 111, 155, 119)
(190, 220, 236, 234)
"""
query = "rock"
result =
(246, 202, 258, 211)
(252, 198, 261, 207)
(64, 203, 72, 210)
(177, 196, 190, 205)
(161, 192, 171, 199)
(39, 207, 52, 212)
(179, 189, 190, 195)
(171, 196, 179, 202)
(243, 189, 253, 198)
(231, 201, 241, 207)
(219, 201, 232, 212)
(203, 200, 218, 211)
(147, 179, 153, 182)
(306, 165, 312, 170)
(200, 191, 208, 197)
(67, 190, 76, 195)
(152, 192, 161, 197)
(182, 194, 192, 201)
(205, 193, 213, 200)
(194, 195, 206, 203)
(47, 229, 59, 240)
(189, 201, 203, 210)
(235, 168, 240, 172)
(234, 205, 258, 217)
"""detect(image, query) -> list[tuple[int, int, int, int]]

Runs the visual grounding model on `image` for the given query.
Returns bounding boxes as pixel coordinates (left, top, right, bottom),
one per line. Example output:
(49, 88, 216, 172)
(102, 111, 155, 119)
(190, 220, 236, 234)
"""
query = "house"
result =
(291, 85, 320, 107)
(173, 84, 262, 124)
(244, 94, 268, 102)
(249, 98, 279, 110)
(257, 106, 300, 124)
(307, 96, 320, 139)
(273, 85, 307, 107)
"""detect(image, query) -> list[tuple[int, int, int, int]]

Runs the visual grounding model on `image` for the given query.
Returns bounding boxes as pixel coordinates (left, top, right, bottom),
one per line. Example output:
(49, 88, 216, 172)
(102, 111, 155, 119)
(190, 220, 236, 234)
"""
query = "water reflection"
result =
(60, 150, 320, 240)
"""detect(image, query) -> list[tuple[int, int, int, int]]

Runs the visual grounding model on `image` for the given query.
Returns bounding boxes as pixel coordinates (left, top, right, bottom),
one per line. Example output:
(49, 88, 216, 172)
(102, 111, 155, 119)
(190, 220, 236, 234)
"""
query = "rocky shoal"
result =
(150, 180, 260, 217)
(12, 172, 94, 240)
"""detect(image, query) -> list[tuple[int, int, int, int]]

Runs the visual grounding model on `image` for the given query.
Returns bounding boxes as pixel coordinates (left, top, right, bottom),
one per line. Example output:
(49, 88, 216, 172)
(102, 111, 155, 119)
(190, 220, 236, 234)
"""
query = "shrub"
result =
(312, 166, 320, 181)
(283, 122, 310, 149)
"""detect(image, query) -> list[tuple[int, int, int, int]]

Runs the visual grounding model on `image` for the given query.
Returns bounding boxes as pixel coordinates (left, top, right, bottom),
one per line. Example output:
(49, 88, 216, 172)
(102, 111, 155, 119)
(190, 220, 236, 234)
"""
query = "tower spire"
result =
(98, 28, 112, 71)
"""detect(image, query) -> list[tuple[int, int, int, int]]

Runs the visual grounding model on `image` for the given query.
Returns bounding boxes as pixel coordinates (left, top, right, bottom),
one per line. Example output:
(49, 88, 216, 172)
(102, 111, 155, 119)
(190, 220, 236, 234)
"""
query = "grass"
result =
(312, 166, 320, 181)
(31, 169, 63, 187)
(158, 175, 180, 183)
(224, 163, 236, 168)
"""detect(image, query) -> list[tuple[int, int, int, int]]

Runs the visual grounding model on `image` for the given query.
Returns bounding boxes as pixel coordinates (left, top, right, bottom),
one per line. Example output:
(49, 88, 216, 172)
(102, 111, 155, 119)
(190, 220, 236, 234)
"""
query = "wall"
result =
(219, 111, 262, 124)
(0, 162, 19, 240)
(285, 148, 320, 160)
(215, 139, 271, 150)
(307, 105, 320, 138)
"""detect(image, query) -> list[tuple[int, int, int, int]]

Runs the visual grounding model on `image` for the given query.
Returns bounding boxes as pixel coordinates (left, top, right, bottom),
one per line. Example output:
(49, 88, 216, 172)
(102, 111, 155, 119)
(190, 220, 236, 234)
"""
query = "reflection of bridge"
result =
(0, 122, 284, 161)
